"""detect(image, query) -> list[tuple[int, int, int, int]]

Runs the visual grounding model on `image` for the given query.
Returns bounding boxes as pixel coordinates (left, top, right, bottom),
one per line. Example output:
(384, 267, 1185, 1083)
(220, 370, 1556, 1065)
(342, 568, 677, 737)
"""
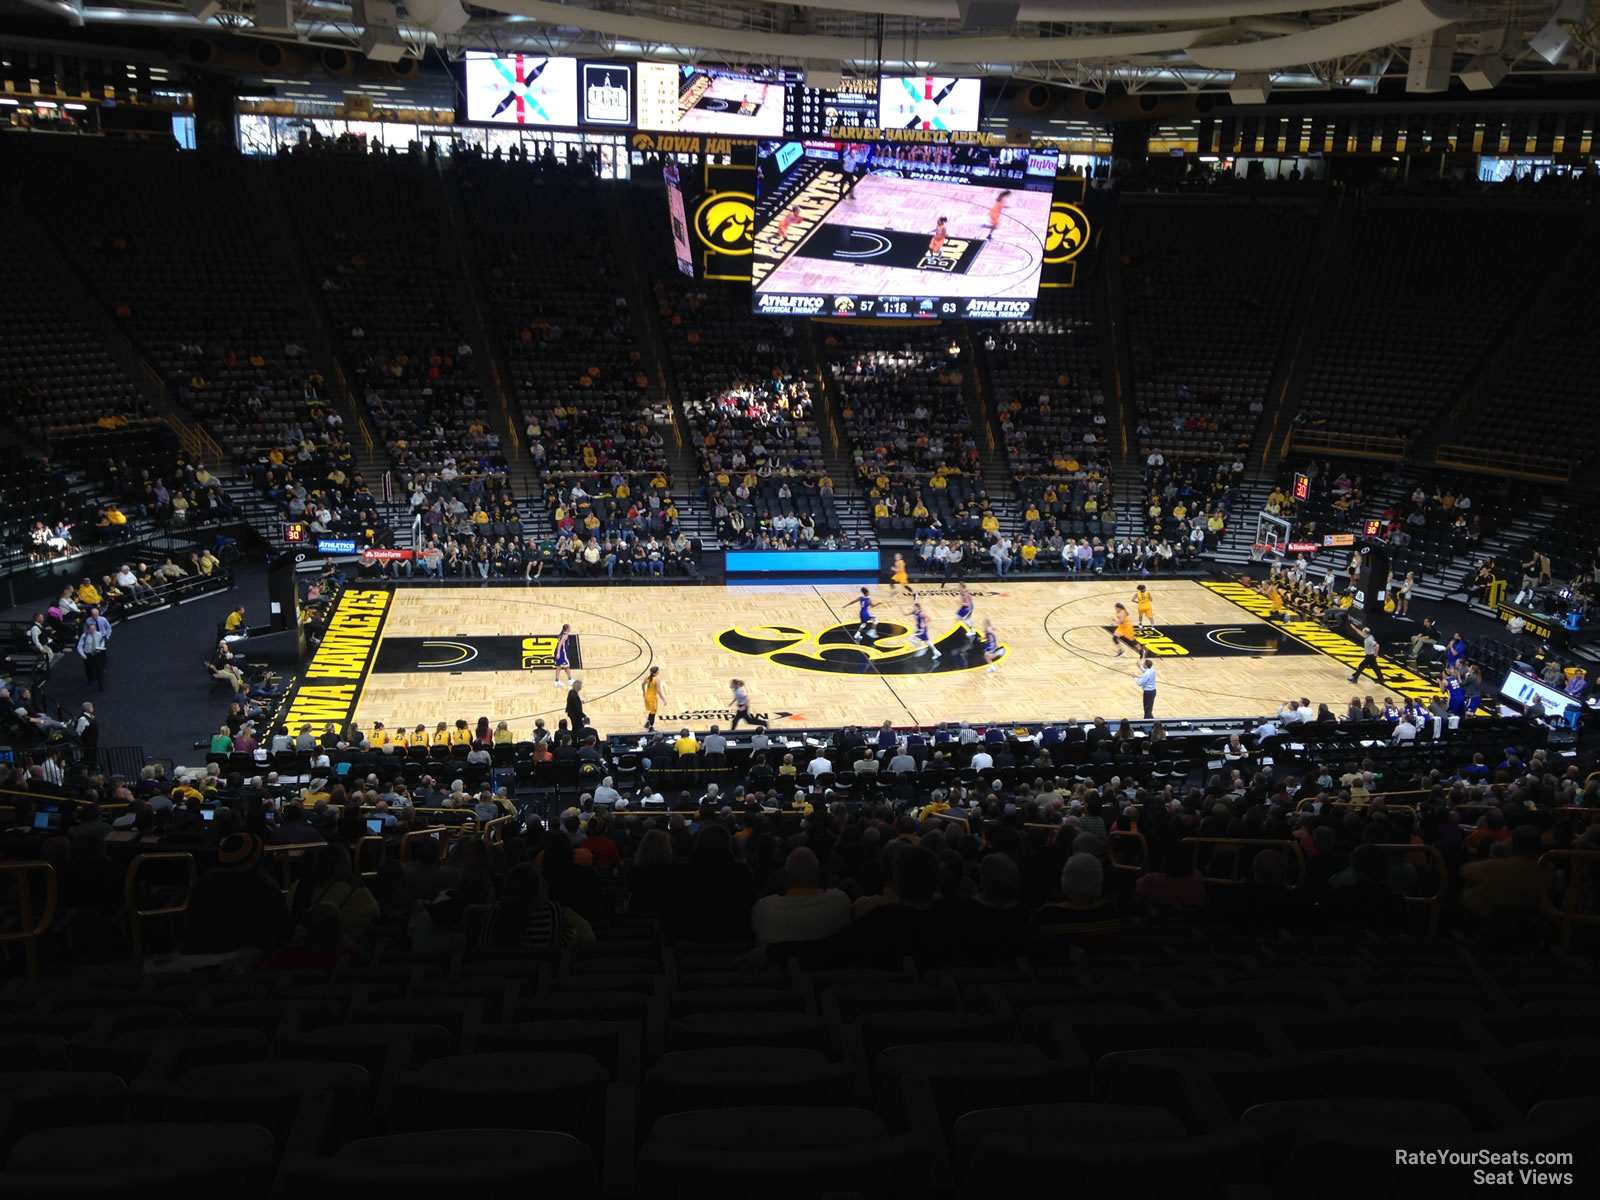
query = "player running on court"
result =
(955, 583, 977, 641)
(1133, 584, 1155, 634)
(928, 216, 949, 258)
(982, 619, 1003, 673)
(904, 602, 941, 658)
(776, 206, 802, 242)
(853, 586, 880, 642)
(889, 553, 912, 599)
(641, 665, 665, 730)
(981, 190, 1011, 240)
(729, 678, 768, 731)
(1111, 603, 1140, 658)
(553, 623, 574, 687)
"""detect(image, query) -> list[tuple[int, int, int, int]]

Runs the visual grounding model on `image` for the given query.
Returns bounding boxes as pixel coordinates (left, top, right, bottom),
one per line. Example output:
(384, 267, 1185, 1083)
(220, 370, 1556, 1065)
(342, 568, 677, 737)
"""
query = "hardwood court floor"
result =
(757, 174, 1050, 302)
(351, 579, 1411, 736)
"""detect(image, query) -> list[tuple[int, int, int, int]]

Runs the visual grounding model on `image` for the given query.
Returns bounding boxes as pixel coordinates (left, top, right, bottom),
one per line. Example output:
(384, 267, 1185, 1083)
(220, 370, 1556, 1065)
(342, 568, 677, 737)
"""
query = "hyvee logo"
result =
(1045, 202, 1090, 263)
(694, 192, 756, 254)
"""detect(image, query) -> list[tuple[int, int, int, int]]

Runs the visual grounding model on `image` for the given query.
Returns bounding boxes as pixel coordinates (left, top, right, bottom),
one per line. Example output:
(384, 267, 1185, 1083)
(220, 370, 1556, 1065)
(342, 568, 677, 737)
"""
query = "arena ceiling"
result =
(8, 0, 1600, 95)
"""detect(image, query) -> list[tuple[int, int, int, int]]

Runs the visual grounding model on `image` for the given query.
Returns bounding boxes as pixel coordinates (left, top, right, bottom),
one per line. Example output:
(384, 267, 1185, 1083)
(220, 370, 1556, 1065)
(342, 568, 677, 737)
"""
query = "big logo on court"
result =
(694, 192, 755, 254)
(1045, 202, 1090, 263)
(718, 623, 1004, 675)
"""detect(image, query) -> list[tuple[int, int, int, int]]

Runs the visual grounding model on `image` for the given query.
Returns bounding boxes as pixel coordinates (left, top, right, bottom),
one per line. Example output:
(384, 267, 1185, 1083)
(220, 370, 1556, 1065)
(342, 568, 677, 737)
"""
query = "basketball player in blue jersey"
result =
(553, 623, 573, 688)
(955, 584, 977, 642)
(981, 619, 1003, 673)
(853, 586, 879, 642)
(1444, 666, 1466, 719)
(903, 602, 940, 658)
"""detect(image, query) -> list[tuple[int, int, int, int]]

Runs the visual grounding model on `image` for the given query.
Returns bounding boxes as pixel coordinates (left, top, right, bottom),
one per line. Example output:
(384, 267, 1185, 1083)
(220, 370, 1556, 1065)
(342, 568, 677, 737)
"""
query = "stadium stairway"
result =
(798, 322, 879, 544)
(1441, 494, 1571, 605)
(433, 160, 534, 503)
(1205, 479, 1276, 568)
(259, 161, 388, 492)
(1416, 207, 1600, 468)
(958, 328, 1026, 542)
(1254, 193, 1354, 472)
(5, 189, 169, 422)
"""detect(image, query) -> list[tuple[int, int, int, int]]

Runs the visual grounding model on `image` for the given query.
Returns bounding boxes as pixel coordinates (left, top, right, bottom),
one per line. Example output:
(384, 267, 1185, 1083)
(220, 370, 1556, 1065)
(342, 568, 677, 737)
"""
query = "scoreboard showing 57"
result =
(809, 295, 1033, 319)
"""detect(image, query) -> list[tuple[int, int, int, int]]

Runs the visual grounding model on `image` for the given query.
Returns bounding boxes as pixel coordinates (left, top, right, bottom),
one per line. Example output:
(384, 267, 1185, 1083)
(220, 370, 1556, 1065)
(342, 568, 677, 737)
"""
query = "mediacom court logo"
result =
(1045, 202, 1090, 263)
(694, 192, 756, 254)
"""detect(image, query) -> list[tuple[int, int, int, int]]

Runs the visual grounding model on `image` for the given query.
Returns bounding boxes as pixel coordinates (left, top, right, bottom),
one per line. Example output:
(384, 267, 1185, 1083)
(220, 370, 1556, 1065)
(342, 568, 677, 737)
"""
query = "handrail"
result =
(1287, 428, 1406, 461)
(124, 851, 197, 972)
(1106, 829, 1148, 873)
(479, 813, 517, 844)
(1296, 800, 1421, 819)
(400, 827, 466, 861)
(0, 861, 58, 988)
(261, 842, 312, 891)
(1371, 842, 1449, 936)
(926, 811, 971, 833)
(1535, 850, 1600, 952)
(1182, 836, 1308, 887)
(351, 834, 386, 880)
(1434, 443, 1571, 483)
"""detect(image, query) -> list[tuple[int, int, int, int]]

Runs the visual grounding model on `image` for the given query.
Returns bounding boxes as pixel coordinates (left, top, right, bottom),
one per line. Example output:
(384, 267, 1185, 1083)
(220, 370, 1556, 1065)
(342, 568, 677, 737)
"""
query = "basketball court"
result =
(754, 174, 1050, 302)
(280, 578, 1441, 738)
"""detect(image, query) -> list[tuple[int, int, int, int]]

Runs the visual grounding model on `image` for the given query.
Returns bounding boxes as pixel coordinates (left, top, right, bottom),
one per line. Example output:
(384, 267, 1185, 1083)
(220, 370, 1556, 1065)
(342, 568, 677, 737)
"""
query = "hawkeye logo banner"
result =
(1201, 581, 1441, 701)
(371, 635, 583, 674)
(719, 622, 1005, 675)
(280, 588, 391, 732)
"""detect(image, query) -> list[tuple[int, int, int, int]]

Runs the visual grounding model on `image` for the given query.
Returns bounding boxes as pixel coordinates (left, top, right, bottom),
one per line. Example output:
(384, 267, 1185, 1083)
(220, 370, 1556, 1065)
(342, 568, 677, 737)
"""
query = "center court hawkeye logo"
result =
(719, 623, 1005, 675)
(693, 192, 755, 254)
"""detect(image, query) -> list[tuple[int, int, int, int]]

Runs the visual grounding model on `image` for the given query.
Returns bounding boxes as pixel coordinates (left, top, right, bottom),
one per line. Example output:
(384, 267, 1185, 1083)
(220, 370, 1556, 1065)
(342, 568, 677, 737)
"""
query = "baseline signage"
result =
(317, 539, 359, 555)
(1202, 580, 1442, 702)
(278, 588, 391, 732)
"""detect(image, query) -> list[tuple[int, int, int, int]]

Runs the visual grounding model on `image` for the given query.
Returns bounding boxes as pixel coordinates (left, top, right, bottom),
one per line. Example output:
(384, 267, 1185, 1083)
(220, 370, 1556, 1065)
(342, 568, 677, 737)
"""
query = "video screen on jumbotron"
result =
(751, 140, 1058, 319)
(877, 75, 982, 132)
(461, 53, 579, 125)
(637, 62, 792, 138)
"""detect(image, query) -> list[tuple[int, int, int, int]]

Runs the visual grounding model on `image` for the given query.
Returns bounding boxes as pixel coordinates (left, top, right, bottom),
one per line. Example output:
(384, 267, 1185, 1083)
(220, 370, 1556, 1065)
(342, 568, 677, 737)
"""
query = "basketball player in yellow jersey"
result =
(889, 553, 912, 599)
(1133, 584, 1155, 634)
(641, 665, 665, 731)
(1111, 603, 1140, 657)
(981, 189, 1011, 240)
(1263, 578, 1287, 622)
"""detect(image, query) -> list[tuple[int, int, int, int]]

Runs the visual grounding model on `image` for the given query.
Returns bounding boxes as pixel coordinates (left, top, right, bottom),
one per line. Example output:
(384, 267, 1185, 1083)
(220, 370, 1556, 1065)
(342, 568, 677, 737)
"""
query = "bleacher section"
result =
(821, 325, 987, 542)
(26, 148, 317, 462)
(0, 213, 145, 440)
(280, 154, 494, 479)
(1123, 197, 1316, 459)
(1299, 200, 1580, 441)
(1458, 215, 1600, 469)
